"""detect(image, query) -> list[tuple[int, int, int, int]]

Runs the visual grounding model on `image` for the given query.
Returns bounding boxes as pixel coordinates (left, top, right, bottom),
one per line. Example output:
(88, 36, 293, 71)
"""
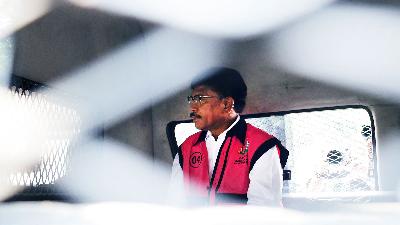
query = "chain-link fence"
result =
(4, 87, 81, 190)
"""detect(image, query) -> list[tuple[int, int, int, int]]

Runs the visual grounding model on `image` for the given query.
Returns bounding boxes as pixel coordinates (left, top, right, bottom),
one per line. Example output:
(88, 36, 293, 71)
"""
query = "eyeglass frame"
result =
(187, 95, 221, 105)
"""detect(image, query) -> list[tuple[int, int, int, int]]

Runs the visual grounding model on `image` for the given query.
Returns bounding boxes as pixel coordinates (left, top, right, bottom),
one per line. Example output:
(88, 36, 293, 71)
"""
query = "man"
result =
(170, 67, 288, 206)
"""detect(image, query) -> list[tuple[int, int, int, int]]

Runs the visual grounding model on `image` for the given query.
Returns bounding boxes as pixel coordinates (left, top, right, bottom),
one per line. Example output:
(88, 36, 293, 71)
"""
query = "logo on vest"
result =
(238, 141, 249, 155)
(190, 152, 203, 168)
(234, 156, 248, 165)
(235, 141, 249, 165)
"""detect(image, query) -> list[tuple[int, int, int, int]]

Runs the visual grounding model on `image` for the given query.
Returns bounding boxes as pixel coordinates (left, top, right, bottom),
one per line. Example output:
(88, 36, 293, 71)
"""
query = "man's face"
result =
(189, 86, 225, 131)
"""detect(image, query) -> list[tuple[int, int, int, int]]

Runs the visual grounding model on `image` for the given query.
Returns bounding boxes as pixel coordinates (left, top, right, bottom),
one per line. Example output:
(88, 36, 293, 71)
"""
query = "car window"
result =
(169, 106, 376, 194)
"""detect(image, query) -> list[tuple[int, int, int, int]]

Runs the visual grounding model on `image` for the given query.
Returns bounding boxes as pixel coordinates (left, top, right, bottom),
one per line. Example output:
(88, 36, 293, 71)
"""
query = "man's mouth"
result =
(190, 112, 201, 120)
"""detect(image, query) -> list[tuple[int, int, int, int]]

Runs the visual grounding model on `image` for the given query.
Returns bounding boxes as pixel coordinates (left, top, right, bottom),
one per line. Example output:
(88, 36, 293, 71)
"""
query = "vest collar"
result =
(194, 117, 247, 145)
(226, 117, 247, 144)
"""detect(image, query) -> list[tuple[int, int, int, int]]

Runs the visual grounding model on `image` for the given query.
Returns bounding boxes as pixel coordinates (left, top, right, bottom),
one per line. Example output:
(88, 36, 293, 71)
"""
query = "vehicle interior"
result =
(1, 0, 400, 223)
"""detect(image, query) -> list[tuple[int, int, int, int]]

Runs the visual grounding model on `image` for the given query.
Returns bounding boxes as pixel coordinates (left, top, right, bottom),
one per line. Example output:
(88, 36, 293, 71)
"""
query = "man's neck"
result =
(210, 114, 238, 139)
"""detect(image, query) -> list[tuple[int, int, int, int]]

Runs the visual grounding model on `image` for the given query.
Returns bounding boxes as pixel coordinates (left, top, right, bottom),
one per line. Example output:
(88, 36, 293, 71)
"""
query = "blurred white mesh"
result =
(0, 2, 400, 224)
(63, 138, 173, 203)
(268, 3, 400, 102)
(49, 28, 224, 133)
(69, 0, 334, 38)
(0, 0, 52, 39)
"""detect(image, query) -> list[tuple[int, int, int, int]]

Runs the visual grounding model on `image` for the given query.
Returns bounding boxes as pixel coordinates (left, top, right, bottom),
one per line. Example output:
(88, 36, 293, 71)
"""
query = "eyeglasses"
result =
(187, 95, 217, 105)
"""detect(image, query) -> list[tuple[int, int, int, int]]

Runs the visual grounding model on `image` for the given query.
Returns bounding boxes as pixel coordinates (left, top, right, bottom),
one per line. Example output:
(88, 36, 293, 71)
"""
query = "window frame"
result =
(166, 105, 378, 190)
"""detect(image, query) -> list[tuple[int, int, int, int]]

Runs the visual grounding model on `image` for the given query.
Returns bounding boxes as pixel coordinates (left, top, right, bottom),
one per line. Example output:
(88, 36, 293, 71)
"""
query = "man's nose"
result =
(190, 103, 198, 112)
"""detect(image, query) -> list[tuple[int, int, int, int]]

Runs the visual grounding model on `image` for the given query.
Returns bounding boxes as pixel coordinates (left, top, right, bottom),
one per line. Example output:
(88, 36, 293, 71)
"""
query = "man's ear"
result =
(223, 97, 234, 110)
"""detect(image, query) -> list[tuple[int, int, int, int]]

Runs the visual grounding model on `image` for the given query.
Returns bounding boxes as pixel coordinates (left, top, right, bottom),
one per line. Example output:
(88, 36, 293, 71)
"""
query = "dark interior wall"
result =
(104, 108, 154, 156)
(12, 3, 147, 83)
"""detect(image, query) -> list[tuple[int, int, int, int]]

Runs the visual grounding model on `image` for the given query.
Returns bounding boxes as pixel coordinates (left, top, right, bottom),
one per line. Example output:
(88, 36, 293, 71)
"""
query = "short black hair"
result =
(191, 67, 247, 113)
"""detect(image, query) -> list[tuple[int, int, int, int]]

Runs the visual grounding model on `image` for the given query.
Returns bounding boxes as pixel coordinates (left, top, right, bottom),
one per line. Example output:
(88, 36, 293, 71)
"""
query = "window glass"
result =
(0, 37, 14, 85)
